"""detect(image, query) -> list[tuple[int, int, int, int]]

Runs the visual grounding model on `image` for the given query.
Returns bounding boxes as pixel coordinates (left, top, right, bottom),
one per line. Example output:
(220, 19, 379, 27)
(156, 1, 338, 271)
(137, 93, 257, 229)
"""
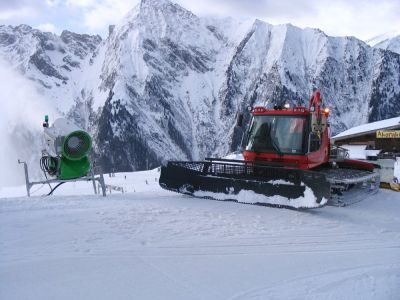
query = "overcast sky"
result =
(0, 0, 399, 41)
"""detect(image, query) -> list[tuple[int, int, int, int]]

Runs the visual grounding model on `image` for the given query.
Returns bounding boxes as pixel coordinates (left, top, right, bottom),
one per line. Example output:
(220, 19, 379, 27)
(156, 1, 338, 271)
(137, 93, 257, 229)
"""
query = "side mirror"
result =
(240, 131, 249, 149)
(236, 113, 244, 127)
(308, 132, 321, 152)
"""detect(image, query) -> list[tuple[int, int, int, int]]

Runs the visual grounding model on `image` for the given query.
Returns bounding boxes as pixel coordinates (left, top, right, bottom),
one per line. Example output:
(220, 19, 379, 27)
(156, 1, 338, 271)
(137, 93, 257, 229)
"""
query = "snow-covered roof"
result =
(332, 116, 400, 141)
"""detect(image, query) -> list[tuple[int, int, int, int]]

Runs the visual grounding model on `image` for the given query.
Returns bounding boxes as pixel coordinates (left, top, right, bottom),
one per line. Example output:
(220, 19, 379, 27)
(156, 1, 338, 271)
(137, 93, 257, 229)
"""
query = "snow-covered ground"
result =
(1, 169, 400, 299)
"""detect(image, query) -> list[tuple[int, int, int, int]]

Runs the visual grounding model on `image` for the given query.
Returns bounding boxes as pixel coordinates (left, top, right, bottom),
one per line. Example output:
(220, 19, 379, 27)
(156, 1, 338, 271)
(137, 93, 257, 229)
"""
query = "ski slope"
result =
(1, 169, 400, 299)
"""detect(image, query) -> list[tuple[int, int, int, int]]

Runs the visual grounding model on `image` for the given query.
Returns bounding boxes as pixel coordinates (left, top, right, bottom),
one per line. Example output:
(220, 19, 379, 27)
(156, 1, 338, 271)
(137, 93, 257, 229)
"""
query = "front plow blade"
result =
(159, 160, 330, 209)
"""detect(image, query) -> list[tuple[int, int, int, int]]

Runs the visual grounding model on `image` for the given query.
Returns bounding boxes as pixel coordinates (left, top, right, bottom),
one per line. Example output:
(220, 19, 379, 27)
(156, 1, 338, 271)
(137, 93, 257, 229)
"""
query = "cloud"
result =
(35, 23, 60, 34)
(0, 0, 33, 10)
(275, 0, 400, 40)
(0, 7, 37, 21)
(175, 0, 400, 40)
(81, 0, 133, 31)
(66, 0, 97, 7)
(176, 0, 317, 19)
(1, 0, 397, 40)
(46, 0, 64, 6)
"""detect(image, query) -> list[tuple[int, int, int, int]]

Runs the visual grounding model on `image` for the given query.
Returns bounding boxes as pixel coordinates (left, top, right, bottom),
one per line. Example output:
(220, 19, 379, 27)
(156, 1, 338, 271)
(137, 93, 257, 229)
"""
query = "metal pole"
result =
(90, 169, 97, 195)
(18, 160, 31, 197)
(99, 172, 106, 197)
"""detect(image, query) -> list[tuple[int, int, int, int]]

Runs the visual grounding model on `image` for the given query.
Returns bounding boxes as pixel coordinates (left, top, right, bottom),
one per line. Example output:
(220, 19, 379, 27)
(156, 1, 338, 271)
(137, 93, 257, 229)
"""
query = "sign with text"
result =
(376, 130, 400, 138)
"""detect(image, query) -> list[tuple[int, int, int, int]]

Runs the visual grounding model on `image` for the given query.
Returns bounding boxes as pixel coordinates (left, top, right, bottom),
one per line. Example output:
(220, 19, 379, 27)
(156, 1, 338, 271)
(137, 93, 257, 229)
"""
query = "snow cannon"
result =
(41, 116, 92, 180)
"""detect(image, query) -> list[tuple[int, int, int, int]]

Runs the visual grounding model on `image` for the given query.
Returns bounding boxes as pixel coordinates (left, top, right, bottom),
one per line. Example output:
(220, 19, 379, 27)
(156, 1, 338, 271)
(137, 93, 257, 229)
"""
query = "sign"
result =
(376, 130, 400, 138)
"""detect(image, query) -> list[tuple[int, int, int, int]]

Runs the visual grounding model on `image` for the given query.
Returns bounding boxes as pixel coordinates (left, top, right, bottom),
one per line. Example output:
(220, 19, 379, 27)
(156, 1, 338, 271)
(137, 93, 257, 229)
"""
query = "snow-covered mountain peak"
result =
(10, 24, 35, 34)
(139, 0, 191, 13)
(114, 0, 206, 47)
(122, 0, 198, 27)
(375, 35, 400, 55)
(366, 30, 400, 46)
(366, 30, 400, 54)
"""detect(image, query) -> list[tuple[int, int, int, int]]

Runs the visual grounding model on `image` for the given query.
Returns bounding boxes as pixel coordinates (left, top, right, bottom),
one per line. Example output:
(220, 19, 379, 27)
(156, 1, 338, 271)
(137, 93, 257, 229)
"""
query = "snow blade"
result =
(159, 159, 330, 209)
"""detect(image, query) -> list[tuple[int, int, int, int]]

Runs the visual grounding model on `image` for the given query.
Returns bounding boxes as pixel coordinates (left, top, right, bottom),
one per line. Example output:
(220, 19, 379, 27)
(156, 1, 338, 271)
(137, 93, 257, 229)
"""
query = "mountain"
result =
(367, 31, 400, 54)
(1, 0, 400, 175)
(375, 36, 400, 55)
(0, 24, 102, 115)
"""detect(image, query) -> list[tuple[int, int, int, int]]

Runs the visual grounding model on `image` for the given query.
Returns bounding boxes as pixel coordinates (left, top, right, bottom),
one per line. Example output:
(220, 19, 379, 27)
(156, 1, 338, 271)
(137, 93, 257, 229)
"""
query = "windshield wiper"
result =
(271, 137, 283, 156)
(268, 127, 283, 156)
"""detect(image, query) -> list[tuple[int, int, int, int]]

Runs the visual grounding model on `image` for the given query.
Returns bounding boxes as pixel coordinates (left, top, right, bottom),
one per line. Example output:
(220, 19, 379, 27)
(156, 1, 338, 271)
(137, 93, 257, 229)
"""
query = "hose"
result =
(40, 156, 58, 176)
(47, 182, 65, 196)
(40, 155, 59, 193)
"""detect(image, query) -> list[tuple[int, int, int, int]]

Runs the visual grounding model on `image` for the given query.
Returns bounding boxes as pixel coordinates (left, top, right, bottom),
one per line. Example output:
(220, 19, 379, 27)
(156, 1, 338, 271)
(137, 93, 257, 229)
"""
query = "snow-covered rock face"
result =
(375, 35, 400, 54)
(367, 31, 400, 55)
(1, 0, 400, 174)
(94, 0, 225, 172)
(0, 24, 102, 117)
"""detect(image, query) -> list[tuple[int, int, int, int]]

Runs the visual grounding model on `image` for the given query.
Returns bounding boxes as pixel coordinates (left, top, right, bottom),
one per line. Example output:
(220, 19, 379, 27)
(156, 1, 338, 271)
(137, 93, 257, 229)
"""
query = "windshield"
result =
(245, 115, 307, 154)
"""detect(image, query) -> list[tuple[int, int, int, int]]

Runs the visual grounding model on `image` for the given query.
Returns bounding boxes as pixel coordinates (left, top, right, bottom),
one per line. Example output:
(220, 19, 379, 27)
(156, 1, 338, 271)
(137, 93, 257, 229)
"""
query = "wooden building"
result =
(331, 117, 400, 152)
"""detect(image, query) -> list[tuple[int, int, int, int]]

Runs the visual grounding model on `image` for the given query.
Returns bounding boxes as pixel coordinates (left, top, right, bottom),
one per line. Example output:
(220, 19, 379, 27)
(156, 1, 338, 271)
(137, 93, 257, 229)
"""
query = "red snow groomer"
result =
(159, 90, 380, 209)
